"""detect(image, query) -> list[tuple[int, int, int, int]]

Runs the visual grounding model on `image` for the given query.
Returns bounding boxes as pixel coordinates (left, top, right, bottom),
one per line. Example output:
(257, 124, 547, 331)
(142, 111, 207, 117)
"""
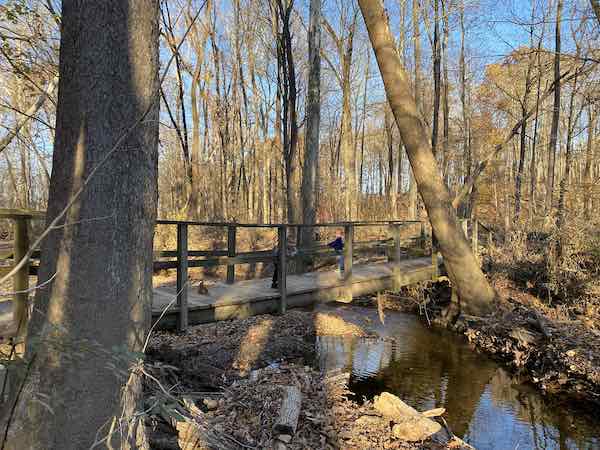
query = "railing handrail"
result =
(0, 209, 425, 228)
(0, 209, 46, 219)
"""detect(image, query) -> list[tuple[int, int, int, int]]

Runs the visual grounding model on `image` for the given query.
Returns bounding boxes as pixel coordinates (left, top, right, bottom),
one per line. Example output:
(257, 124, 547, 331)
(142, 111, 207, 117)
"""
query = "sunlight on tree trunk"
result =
(358, 0, 496, 316)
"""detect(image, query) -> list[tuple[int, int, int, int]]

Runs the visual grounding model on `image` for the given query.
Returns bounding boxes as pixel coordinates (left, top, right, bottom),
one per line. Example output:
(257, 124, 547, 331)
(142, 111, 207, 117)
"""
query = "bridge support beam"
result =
(176, 223, 189, 331)
(13, 217, 29, 340)
(390, 224, 402, 291)
(278, 225, 287, 314)
(227, 225, 236, 284)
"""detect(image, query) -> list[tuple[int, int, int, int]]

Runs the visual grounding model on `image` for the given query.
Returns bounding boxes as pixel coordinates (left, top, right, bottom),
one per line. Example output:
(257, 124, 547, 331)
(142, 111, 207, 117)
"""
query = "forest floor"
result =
(145, 309, 472, 450)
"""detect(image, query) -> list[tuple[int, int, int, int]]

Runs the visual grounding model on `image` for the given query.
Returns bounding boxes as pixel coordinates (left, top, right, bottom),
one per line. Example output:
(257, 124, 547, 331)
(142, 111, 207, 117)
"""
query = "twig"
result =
(0, 272, 57, 297)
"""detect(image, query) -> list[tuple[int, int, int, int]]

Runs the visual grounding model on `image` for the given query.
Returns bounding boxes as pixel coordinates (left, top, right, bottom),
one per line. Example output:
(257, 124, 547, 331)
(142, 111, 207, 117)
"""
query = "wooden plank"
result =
(150, 260, 440, 329)
(13, 218, 29, 338)
(176, 223, 188, 332)
(278, 226, 287, 314)
(274, 386, 302, 435)
(0, 209, 45, 219)
(226, 225, 236, 284)
(155, 250, 228, 258)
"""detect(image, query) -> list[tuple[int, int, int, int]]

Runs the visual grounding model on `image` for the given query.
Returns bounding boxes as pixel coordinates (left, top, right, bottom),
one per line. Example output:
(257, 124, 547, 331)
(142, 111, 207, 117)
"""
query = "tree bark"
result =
(358, 0, 496, 316)
(431, 0, 441, 159)
(545, 0, 563, 215)
(584, 105, 596, 219)
(408, 0, 421, 220)
(591, 0, 600, 26)
(300, 0, 321, 252)
(3, 1, 159, 448)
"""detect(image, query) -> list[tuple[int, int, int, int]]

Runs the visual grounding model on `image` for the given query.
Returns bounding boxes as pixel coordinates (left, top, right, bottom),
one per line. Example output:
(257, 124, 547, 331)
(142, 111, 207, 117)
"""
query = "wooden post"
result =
(472, 219, 479, 256)
(226, 225, 236, 284)
(13, 217, 29, 338)
(431, 229, 438, 280)
(344, 224, 353, 280)
(391, 224, 401, 290)
(461, 219, 468, 240)
(176, 223, 188, 332)
(278, 226, 287, 314)
(420, 222, 426, 250)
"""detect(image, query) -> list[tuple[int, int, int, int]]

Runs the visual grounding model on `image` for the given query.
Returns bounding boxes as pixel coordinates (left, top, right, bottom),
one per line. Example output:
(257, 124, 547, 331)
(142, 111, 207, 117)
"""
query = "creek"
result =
(316, 308, 600, 450)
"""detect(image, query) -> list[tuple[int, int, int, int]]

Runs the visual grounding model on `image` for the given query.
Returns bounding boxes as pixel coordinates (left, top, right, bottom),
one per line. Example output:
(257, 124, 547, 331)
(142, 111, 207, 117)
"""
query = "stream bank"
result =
(145, 295, 600, 449)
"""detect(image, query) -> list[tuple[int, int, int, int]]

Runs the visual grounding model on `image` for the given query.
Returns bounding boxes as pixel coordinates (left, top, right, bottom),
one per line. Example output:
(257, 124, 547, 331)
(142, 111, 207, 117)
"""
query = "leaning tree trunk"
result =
(3, 1, 159, 449)
(358, 0, 496, 316)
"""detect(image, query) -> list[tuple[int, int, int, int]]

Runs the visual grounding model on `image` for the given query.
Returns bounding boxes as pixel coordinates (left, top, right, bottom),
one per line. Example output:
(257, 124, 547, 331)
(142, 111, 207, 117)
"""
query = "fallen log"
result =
(274, 385, 302, 435)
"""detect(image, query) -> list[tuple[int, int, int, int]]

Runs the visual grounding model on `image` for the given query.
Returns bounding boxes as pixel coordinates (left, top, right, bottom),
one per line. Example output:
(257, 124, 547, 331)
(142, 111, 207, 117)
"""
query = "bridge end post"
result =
(226, 225, 237, 284)
(390, 224, 401, 291)
(13, 217, 29, 340)
(176, 223, 189, 332)
(278, 225, 287, 314)
(431, 227, 439, 280)
(472, 219, 479, 258)
(343, 224, 353, 302)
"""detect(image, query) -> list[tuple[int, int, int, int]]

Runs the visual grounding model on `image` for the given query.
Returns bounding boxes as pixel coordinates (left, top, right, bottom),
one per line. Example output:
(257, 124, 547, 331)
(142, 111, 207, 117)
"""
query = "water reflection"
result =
(316, 312, 600, 450)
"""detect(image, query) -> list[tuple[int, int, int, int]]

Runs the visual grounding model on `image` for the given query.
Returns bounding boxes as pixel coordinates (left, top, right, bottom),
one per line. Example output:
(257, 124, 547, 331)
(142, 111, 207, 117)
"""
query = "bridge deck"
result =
(152, 256, 440, 329)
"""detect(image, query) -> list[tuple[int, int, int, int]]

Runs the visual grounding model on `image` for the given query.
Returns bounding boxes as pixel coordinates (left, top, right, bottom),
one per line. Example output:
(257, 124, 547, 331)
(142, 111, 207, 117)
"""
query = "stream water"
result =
(316, 308, 600, 450)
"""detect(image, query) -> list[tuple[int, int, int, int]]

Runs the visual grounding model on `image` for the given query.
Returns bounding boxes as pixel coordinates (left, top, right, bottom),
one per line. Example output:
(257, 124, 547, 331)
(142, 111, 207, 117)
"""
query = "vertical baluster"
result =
(176, 223, 188, 331)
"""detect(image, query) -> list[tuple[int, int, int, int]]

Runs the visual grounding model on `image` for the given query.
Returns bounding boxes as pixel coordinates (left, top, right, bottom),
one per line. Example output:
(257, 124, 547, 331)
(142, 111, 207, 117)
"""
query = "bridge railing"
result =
(2, 210, 480, 334)
(153, 219, 428, 330)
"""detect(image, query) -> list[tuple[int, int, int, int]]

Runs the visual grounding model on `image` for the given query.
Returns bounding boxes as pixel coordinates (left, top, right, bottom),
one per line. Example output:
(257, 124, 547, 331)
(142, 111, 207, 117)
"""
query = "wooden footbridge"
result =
(0, 209, 484, 335)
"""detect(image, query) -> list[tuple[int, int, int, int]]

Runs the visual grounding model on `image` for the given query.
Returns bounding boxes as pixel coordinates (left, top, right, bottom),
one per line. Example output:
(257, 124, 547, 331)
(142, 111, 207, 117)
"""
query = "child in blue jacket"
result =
(328, 229, 344, 274)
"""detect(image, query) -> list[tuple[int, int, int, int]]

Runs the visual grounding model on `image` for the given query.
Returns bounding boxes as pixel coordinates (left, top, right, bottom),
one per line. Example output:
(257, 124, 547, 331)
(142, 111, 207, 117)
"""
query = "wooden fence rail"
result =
(0, 210, 481, 333)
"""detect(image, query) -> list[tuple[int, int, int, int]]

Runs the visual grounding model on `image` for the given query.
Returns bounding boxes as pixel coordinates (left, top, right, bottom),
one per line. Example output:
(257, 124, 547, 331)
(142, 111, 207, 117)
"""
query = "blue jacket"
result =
(328, 237, 344, 252)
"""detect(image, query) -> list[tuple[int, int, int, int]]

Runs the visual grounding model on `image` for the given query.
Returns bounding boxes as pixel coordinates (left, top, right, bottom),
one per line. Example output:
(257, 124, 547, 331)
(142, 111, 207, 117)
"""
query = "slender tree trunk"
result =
(591, 0, 600, 25)
(4, 1, 159, 448)
(458, 0, 471, 218)
(441, 0, 450, 182)
(359, 50, 370, 213)
(545, 0, 563, 215)
(0, 76, 57, 156)
(300, 0, 321, 251)
(358, 0, 496, 316)
(431, 0, 441, 158)
(584, 105, 596, 219)
(514, 56, 535, 219)
(408, 0, 421, 219)
(557, 71, 579, 255)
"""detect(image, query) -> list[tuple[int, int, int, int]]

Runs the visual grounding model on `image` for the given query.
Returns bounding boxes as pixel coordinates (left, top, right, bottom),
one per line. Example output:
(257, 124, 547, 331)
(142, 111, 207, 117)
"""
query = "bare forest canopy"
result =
(0, 0, 599, 228)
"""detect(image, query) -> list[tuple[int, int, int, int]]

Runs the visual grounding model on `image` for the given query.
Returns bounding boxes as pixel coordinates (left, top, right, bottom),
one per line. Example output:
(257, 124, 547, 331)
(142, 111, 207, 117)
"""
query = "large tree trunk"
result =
(358, 0, 496, 316)
(3, 1, 159, 448)
(300, 0, 321, 251)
